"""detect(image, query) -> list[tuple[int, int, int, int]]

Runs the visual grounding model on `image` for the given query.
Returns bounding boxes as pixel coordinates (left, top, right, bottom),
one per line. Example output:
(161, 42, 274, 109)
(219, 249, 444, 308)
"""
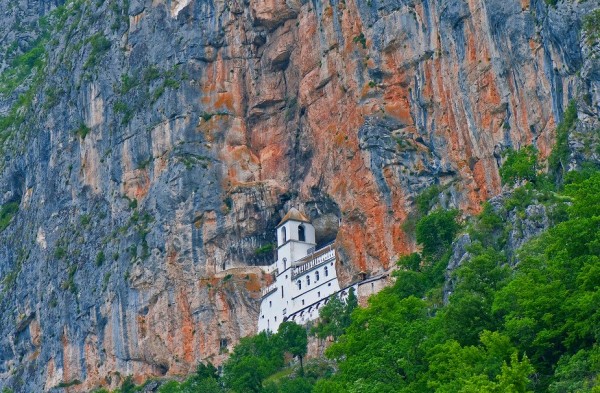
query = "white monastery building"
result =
(258, 208, 341, 333)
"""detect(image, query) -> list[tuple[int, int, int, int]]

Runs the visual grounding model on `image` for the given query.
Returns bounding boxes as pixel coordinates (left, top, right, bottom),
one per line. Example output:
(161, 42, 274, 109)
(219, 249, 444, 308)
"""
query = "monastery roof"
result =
(277, 207, 311, 226)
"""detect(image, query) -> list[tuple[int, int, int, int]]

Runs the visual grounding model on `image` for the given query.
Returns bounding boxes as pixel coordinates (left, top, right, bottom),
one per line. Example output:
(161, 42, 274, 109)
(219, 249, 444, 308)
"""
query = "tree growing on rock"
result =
(279, 321, 308, 373)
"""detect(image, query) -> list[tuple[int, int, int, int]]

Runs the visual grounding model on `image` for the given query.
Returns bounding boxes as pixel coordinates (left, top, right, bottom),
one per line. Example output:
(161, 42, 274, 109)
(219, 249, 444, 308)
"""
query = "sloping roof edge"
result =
(277, 207, 311, 226)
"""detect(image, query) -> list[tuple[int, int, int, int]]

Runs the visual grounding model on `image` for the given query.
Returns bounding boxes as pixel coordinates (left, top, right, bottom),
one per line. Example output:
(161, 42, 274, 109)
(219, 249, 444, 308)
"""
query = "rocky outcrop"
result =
(443, 232, 472, 304)
(0, 0, 598, 391)
(443, 191, 555, 303)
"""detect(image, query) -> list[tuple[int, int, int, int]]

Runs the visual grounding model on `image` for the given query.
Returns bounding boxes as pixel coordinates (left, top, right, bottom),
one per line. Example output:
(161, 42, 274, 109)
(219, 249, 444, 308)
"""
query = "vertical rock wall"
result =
(0, 0, 598, 390)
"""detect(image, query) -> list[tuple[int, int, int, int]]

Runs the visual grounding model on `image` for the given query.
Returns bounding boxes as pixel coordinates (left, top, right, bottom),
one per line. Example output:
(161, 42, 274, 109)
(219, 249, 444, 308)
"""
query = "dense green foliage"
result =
(499, 145, 538, 186)
(312, 172, 600, 392)
(311, 287, 357, 340)
(154, 364, 222, 393)
(279, 322, 308, 371)
(223, 322, 311, 392)
(415, 184, 441, 215)
(415, 208, 460, 259)
(255, 243, 275, 256)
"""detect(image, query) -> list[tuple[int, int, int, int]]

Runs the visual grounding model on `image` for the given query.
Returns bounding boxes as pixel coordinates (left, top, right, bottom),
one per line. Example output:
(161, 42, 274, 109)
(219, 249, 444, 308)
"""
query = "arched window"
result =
(283, 258, 287, 270)
(324, 266, 329, 277)
(297, 280, 302, 290)
(306, 275, 310, 286)
(298, 225, 305, 242)
(315, 270, 320, 282)
(281, 286, 284, 298)
(281, 227, 286, 242)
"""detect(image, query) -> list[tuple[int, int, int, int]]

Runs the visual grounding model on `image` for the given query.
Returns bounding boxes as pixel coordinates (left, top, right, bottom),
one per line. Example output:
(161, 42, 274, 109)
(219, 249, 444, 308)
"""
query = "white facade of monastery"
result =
(258, 208, 341, 333)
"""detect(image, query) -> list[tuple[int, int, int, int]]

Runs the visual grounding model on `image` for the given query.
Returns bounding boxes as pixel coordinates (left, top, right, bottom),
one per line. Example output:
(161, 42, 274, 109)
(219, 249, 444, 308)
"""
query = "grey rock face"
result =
(443, 232, 472, 304)
(506, 203, 550, 261)
(0, 0, 598, 391)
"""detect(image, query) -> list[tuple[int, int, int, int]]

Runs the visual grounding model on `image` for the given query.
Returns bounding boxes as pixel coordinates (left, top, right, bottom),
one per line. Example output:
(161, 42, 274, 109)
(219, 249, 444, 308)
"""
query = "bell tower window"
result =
(298, 225, 305, 242)
(281, 227, 287, 243)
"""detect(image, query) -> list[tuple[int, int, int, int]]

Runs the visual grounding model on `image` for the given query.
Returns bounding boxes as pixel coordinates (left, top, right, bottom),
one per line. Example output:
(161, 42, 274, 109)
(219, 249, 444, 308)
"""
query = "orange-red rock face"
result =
(0, 0, 594, 390)
(207, 0, 562, 278)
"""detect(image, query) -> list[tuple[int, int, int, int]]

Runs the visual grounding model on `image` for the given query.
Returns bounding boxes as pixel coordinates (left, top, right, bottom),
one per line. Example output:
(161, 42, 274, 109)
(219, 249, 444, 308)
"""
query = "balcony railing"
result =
(291, 244, 335, 279)
(261, 282, 277, 298)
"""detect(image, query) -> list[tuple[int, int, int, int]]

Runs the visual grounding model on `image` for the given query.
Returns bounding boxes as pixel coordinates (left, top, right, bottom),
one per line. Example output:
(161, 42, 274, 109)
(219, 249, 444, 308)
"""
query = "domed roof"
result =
(277, 207, 310, 227)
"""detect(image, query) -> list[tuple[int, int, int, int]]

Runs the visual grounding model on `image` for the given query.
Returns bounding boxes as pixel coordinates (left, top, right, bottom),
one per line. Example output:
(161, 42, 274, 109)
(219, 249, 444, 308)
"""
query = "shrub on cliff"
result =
(500, 145, 538, 186)
(415, 208, 460, 260)
(583, 10, 600, 46)
(548, 101, 578, 177)
(0, 201, 19, 232)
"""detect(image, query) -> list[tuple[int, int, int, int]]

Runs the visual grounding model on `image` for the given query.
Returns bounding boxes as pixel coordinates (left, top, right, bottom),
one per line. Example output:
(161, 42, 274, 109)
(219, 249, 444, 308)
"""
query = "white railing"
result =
(291, 245, 335, 279)
(261, 282, 277, 297)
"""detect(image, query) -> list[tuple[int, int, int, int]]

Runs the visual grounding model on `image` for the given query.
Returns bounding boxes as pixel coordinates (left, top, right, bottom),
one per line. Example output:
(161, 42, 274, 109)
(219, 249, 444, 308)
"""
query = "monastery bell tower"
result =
(276, 208, 316, 273)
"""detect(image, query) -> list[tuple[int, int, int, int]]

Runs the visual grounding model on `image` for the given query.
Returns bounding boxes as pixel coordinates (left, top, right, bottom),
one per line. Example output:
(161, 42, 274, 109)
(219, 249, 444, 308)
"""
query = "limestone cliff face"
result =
(0, 0, 598, 390)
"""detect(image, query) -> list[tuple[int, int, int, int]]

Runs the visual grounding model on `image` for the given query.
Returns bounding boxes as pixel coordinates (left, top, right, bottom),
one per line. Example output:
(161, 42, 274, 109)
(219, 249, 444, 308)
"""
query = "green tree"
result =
(157, 381, 182, 393)
(278, 321, 308, 372)
(278, 377, 314, 393)
(549, 346, 600, 392)
(441, 245, 510, 345)
(425, 332, 533, 393)
(493, 173, 600, 390)
(312, 288, 359, 340)
(343, 287, 358, 327)
(311, 295, 346, 340)
(225, 356, 266, 393)
(415, 208, 460, 259)
(499, 146, 538, 186)
(223, 332, 284, 392)
(119, 376, 136, 393)
(174, 362, 223, 393)
(325, 295, 430, 392)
